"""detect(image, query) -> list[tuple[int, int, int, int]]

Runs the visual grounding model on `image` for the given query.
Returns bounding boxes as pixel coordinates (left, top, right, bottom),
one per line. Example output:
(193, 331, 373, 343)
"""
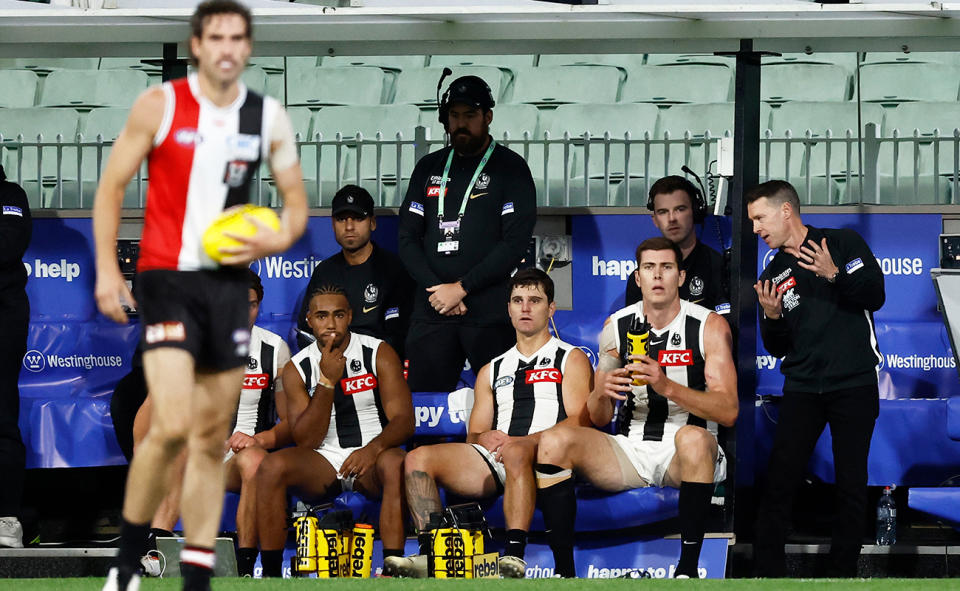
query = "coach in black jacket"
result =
(747, 180, 884, 578)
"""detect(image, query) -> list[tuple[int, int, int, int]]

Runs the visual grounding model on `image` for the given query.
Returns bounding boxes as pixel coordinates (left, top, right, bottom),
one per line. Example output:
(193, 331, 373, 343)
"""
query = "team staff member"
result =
(387, 269, 592, 579)
(626, 176, 728, 315)
(297, 185, 413, 356)
(254, 285, 413, 577)
(398, 74, 536, 392)
(535, 237, 737, 579)
(0, 165, 30, 549)
(749, 180, 884, 578)
(93, 2, 307, 590)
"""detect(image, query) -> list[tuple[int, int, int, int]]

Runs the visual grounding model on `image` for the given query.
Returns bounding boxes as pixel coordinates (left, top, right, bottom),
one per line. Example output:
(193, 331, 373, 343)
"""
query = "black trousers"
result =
(109, 366, 148, 463)
(405, 321, 515, 392)
(0, 292, 28, 518)
(755, 383, 879, 577)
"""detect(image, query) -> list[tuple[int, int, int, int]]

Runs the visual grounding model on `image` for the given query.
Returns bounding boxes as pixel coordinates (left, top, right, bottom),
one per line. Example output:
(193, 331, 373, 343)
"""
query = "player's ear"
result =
(678, 269, 686, 287)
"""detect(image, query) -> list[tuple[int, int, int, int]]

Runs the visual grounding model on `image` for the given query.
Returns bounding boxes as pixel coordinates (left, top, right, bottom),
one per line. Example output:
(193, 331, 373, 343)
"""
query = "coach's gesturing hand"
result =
(754, 279, 784, 320)
(795, 237, 839, 281)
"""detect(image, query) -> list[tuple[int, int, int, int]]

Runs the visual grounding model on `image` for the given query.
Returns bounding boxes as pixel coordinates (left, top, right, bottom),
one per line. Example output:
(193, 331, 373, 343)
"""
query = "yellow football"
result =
(202, 204, 281, 263)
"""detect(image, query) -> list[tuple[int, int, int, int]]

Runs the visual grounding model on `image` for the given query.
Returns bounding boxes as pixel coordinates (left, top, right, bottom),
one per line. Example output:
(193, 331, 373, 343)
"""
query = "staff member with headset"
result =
(626, 175, 729, 315)
(398, 72, 536, 392)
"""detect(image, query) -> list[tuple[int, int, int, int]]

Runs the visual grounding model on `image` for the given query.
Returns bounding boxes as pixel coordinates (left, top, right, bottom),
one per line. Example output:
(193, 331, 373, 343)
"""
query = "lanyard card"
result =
(437, 219, 461, 256)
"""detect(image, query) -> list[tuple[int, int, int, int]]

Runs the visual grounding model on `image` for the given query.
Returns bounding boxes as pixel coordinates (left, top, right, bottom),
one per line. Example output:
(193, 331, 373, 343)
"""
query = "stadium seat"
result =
(510, 65, 623, 106)
(859, 62, 960, 103)
(98, 57, 163, 74)
(38, 69, 149, 109)
(311, 105, 421, 206)
(0, 70, 39, 108)
(430, 54, 535, 69)
(240, 65, 268, 95)
(322, 55, 428, 70)
(537, 53, 645, 70)
(644, 53, 736, 68)
(286, 66, 385, 106)
(247, 56, 292, 73)
(762, 52, 859, 73)
(861, 51, 960, 66)
(0, 57, 100, 73)
(767, 101, 884, 204)
(539, 103, 659, 206)
(0, 107, 81, 208)
(393, 66, 506, 107)
(760, 63, 851, 103)
(620, 65, 733, 104)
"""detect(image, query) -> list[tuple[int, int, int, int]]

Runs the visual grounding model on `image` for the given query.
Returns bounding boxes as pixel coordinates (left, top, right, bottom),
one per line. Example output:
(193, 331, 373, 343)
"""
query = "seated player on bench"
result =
(534, 237, 737, 578)
(253, 284, 414, 577)
(385, 268, 593, 578)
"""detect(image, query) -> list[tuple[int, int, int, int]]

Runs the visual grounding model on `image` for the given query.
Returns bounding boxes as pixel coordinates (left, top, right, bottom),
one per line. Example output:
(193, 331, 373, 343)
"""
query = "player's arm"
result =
(290, 363, 335, 450)
(338, 343, 414, 478)
(219, 107, 307, 266)
(92, 87, 163, 323)
(253, 341, 293, 449)
(466, 363, 495, 444)
(640, 313, 738, 427)
(558, 347, 595, 428)
(587, 317, 631, 427)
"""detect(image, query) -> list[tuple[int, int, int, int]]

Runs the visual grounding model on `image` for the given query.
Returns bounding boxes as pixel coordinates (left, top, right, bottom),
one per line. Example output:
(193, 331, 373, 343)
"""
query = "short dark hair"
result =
(189, 0, 252, 66)
(647, 175, 699, 212)
(306, 283, 349, 309)
(509, 268, 555, 304)
(636, 236, 683, 266)
(247, 268, 263, 302)
(745, 179, 801, 214)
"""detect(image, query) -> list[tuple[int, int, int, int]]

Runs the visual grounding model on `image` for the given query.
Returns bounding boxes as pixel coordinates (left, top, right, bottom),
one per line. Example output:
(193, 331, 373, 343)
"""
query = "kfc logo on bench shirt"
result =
(341, 373, 378, 394)
(776, 277, 796, 294)
(658, 350, 693, 367)
(525, 369, 562, 384)
(243, 374, 269, 389)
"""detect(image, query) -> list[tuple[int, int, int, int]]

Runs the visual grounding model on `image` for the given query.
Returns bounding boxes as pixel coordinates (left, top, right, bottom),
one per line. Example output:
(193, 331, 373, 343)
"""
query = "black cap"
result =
(331, 184, 374, 218)
(445, 75, 495, 111)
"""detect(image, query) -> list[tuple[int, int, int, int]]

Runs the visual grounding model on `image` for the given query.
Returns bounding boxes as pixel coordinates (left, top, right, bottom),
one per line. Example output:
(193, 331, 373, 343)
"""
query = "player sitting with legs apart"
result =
(384, 268, 593, 578)
(253, 284, 414, 577)
(534, 237, 738, 578)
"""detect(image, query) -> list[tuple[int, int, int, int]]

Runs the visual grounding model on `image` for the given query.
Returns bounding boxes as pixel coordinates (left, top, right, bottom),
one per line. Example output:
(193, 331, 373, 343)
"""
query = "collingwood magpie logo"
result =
(350, 359, 363, 373)
(247, 356, 258, 371)
(23, 349, 45, 372)
(538, 357, 551, 367)
(671, 333, 682, 346)
(475, 173, 491, 191)
(689, 276, 704, 296)
(364, 283, 379, 304)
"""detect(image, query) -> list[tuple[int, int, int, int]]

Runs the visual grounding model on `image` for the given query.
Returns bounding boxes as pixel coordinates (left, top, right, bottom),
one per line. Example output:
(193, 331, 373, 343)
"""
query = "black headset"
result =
(436, 69, 496, 127)
(647, 168, 709, 224)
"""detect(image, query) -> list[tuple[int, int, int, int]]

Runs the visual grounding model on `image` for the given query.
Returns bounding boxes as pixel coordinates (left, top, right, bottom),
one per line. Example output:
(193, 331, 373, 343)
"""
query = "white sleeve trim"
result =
(153, 83, 175, 147)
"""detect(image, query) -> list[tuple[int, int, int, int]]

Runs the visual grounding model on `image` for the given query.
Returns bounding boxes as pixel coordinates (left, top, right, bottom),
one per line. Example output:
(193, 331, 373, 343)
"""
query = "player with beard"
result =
(297, 185, 413, 356)
(252, 285, 414, 577)
(398, 74, 536, 392)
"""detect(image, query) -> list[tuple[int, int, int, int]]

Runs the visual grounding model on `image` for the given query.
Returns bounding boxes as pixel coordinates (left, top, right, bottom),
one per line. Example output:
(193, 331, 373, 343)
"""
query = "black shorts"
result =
(134, 269, 249, 371)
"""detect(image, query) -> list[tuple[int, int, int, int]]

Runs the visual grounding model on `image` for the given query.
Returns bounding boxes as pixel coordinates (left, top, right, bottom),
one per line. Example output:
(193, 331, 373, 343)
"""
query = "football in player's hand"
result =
(202, 204, 280, 263)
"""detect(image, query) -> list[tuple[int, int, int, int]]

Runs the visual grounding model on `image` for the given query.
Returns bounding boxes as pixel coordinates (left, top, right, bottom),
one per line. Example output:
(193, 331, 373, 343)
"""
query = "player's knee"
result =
(537, 426, 571, 462)
(144, 420, 189, 455)
(236, 448, 266, 482)
(674, 426, 716, 464)
(376, 448, 405, 484)
(403, 446, 433, 477)
(500, 442, 534, 472)
(255, 454, 287, 488)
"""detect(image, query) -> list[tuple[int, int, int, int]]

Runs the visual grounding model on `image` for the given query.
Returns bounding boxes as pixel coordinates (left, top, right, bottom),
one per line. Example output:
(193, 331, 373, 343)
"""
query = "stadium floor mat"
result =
(0, 579, 956, 590)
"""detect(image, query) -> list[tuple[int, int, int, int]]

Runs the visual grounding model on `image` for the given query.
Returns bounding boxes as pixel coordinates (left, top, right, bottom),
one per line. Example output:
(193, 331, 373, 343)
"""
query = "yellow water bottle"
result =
(624, 315, 650, 386)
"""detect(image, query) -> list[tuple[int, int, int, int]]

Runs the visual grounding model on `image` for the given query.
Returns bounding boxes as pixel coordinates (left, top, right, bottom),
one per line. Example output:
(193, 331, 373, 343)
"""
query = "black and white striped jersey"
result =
(233, 325, 290, 437)
(488, 337, 576, 436)
(609, 300, 716, 442)
(290, 332, 387, 450)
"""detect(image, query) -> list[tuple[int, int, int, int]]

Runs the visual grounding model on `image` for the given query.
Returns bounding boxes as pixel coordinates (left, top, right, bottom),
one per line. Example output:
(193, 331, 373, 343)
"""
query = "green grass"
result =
(0, 579, 956, 591)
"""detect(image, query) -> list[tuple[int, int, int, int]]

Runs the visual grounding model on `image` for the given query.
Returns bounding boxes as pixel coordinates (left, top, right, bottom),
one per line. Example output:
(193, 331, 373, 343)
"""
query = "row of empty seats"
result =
(3, 100, 959, 208)
(9, 55, 960, 108)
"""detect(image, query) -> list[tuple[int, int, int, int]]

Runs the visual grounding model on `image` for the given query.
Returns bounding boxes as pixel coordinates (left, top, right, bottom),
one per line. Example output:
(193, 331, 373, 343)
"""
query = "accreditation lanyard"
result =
(435, 140, 496, 257)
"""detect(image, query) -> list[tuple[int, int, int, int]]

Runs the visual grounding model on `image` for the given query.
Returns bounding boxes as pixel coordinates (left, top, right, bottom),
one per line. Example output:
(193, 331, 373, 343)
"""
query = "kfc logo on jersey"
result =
(658, 350, 694, 366)
(776, 276, 796, 294)
(243, 373, 269, 390)
(174, 128, 202, 147)
(341, 373, 378, 394)
(525, 368, 562, 384)
(426, 186, 446, 198)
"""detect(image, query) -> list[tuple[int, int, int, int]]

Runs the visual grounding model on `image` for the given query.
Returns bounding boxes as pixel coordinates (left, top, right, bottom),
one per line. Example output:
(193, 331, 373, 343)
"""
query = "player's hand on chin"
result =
(219, 215, 289, 265)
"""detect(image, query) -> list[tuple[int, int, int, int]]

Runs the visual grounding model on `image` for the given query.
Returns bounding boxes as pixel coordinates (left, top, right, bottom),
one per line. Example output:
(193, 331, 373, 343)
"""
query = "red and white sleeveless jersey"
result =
(138, 74, 281, 272)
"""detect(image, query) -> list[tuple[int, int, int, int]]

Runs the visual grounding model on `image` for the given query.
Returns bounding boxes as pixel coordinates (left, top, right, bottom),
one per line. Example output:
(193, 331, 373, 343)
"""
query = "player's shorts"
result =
(314, 445, 353, 476)
(471, 443, 506, 492)
(607, 432, 727, 489)
(135, 268, 250, 371)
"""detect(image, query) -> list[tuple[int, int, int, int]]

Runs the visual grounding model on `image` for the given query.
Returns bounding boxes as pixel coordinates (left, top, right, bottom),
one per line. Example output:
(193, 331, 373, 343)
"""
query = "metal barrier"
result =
(3, 123, 958, 209)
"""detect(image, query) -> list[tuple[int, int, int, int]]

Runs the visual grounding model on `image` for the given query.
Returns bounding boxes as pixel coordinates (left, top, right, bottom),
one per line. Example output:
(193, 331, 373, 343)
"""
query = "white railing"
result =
(3, 123, 958, 209)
